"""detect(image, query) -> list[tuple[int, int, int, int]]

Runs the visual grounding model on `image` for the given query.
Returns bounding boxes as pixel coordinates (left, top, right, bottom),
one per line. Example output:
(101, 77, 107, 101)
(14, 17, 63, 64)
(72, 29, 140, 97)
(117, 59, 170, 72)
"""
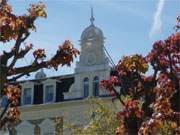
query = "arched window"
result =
(84, 78, 89, 97)
(93, 76, 99, 97)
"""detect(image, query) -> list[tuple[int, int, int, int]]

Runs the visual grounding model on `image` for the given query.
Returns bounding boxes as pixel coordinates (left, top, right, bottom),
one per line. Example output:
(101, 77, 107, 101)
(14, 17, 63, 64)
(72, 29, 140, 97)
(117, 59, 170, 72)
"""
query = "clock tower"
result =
(75, 8, 109, 73)
(73, 8, 110, 98)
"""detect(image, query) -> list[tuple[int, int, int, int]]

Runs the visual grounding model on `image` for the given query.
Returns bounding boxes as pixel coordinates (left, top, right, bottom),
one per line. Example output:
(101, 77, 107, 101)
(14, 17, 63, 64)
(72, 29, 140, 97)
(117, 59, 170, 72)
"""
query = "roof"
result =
(11, 73, 75, 85)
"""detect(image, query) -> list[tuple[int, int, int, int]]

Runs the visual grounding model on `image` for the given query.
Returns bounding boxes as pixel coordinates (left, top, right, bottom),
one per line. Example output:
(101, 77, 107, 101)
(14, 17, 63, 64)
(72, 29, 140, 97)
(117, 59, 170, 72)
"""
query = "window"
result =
(1, 95, 8, 107)
(23, 88, 32, 105)
(45, 85, 54, 103)
(20, 81, 34, 106)
(42, 79, 56, 104)
(83, 78, 89, 97)
(93, 76, 99, 97)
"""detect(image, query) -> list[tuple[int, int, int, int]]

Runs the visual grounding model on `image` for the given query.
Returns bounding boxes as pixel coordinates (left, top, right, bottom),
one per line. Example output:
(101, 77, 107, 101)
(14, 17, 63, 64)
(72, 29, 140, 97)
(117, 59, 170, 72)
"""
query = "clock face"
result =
(85, 42, 92, 47)
(87, 53, 96, 65)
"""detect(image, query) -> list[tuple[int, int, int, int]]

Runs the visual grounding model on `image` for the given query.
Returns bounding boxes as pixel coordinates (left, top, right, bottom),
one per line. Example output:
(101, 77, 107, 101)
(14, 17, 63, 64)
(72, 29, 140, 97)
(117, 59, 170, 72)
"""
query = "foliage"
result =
(0, 0, 79, 129)
(0, 85, 21, 128)
(100, 17, 180, 135)
(66, 99, 119, 135)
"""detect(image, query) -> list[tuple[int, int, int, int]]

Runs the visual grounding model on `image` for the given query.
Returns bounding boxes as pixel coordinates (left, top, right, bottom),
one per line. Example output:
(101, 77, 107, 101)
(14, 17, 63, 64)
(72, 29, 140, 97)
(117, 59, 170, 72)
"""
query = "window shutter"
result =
(33, 84, 43, 104)
(56, 82, 64, 102)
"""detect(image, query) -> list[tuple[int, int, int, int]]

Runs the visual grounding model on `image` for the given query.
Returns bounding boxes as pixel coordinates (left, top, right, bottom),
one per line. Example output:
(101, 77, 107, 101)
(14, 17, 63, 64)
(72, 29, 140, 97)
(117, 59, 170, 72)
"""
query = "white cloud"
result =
(149, 0, 165, 38)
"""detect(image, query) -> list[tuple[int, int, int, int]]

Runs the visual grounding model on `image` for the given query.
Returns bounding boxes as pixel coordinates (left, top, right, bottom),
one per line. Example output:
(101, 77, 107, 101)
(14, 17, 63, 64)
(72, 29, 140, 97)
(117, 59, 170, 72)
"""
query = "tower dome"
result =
(81, 25, 104, 42)
(80, 8, 104, 43)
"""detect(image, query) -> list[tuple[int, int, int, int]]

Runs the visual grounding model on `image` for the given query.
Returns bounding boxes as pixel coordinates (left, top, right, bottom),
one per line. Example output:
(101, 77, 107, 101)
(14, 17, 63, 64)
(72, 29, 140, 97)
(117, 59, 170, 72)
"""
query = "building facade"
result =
(0, 9, 117, 135)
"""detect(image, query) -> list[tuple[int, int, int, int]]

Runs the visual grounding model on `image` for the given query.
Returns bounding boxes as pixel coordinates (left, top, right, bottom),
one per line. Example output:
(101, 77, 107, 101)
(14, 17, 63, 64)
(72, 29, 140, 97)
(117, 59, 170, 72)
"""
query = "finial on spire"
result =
(90, 7, 95, 25)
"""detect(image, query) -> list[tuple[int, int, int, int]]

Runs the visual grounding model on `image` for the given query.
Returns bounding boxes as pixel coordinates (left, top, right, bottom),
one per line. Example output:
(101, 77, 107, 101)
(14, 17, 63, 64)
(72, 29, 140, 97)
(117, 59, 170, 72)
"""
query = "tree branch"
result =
(7, 61, 48, 76)
(8, 47, 31, 69)
(0, 117, 8, 129)
(1, 30, 29, 68)
(112, 87, 125, 106)
(0, 101, 9, 120)
(2, 33, 23, 62)
(8, 73, 29, 82)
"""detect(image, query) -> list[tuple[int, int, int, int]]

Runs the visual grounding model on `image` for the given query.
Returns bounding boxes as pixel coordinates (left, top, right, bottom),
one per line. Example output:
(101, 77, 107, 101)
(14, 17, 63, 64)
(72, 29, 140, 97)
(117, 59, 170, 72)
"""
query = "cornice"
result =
(18, 97, 112, 112)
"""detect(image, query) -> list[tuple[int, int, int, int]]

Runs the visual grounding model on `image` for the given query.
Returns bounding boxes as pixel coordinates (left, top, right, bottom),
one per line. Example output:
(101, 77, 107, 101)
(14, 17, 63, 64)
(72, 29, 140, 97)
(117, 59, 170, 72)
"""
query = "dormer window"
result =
(23, 88, 32, 105)
(20, 81, 34, 106)
(42, 79, 56, 104)
(45, 85, 54, 103)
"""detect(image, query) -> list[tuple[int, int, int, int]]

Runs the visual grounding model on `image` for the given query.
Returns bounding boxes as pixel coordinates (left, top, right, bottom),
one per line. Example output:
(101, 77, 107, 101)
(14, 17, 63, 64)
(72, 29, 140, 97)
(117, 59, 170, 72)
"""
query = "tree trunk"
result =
(0, 72, 7, 97)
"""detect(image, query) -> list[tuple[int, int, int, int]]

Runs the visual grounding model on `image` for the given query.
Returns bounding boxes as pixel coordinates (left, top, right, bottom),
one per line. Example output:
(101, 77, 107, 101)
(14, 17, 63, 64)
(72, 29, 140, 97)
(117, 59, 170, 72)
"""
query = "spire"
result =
(90, 7, 95, 25)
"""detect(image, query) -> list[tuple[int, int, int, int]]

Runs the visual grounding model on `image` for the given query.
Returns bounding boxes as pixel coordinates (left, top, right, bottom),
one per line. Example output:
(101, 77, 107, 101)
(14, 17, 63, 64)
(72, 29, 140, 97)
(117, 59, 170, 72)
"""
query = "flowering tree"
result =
(66, 99, 119, 135)
(0, 0, 79, 129)
(100, 17, 180, 135)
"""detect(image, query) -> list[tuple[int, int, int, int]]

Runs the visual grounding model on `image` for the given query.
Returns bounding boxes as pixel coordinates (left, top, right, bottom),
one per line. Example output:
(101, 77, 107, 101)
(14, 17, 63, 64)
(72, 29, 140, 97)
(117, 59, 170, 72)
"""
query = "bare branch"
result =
(112, 87, 125, 106)
(0, 102, 9, 120)
(8, 61, 48, 76)
(8, 73, 29, 82)
(8, 47, 31, 69)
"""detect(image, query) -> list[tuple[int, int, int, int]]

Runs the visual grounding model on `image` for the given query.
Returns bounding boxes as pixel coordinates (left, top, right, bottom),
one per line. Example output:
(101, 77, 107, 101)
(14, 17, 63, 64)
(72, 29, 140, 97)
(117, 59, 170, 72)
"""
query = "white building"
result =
(1, 8, 118, 135)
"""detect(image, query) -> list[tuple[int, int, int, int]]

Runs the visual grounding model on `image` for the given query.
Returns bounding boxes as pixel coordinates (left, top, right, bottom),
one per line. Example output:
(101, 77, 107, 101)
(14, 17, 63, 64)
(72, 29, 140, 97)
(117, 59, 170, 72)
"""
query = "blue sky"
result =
(1, 0, 180, 79)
